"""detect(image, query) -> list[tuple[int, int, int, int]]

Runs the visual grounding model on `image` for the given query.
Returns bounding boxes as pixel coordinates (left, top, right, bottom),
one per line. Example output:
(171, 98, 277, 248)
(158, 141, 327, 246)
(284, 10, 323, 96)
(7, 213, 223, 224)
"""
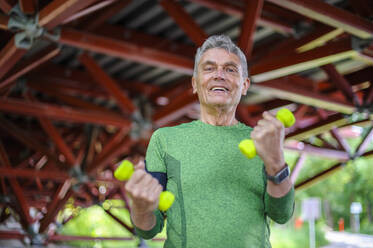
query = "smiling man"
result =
(125, 35, 294, 247)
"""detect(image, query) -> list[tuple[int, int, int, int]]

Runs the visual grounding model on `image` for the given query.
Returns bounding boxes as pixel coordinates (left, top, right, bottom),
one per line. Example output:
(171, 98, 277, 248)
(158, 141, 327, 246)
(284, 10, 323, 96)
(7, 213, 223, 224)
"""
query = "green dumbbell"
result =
(114, 160, 175, 212)
(238, 108, 295, 159)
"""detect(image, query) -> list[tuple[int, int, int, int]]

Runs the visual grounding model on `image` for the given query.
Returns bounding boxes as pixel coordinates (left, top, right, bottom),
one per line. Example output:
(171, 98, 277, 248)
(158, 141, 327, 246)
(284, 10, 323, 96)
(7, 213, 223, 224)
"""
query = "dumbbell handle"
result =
(114, 160, 175, 212)
(238, 108, 295, 159)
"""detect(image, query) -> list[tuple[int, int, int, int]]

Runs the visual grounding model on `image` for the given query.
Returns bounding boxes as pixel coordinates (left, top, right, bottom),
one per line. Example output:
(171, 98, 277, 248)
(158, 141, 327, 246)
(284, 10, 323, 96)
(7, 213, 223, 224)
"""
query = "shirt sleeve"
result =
(264, 186, 295, 224)
(145, 129, 167, 173)
(133, 130, 167, 239)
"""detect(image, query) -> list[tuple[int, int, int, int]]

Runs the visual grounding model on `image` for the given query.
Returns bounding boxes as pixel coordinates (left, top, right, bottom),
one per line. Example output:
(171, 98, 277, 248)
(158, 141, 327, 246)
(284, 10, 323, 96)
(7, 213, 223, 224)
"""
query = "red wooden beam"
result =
(251, 76, 355, 114)
(261, 24, 339, 61)
(286, 113, 347, 140)
(59, 28, 194, 75)
(0, 116, 65, 168)
(0, 14, 9, 30)
(79, 53, 136, 114)
(88, 136, 134, 175)
(19, 0, 35, 14)
(0, 46, 60, 91)
(330, 128, 351, 154)
(0, 230, 25, 240)
(153, 87, 198, 127)
(0, 98, 131, 127)
(366, 84, 373, 104)
(251, 38, 357, 82)
(266, 0, 373, 38)
(160, 0, 207, 46)
(0, 0, 13, 14)
(28, 81, 112, 112)
(84, 0, 132, 31)
(39, 180, 73, 233)
(104, 208, 135, 235)
(62, 0, 117, 25)
(348, 0, 373, 18)
(356, 126, 373, 156)
(321, 64, 360, 105)
(189, 0, 293, 34)
(92, 127, 128, 168)
(0, 37, 27, 80)
(295, 162, 344, 190)
(0, 141, 33, 227)
(0, 167, 69, 181)
(238, 0, 264, 59)
(38, 0, 100, 30)
(37, 116, 77, 167)
(95, 24, 196, 59)
(290, 153, 306, 184)
(284, 142, 350, 161)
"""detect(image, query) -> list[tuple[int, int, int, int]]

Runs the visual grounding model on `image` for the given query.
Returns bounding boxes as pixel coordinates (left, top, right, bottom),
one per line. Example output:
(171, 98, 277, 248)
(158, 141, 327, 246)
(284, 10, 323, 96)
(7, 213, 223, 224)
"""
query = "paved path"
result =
(321, 231, 373, 248)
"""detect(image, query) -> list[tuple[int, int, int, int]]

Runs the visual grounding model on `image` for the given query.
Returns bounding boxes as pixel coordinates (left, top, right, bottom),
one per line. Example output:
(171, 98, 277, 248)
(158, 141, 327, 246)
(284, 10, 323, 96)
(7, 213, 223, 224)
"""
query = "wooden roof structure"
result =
(0, 0, 372, 245)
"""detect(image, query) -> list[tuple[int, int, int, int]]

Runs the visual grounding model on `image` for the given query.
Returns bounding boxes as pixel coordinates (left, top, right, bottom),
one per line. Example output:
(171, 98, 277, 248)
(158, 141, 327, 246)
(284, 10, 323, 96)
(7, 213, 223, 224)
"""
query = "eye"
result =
(226, 67, 237, 73)
(204, 66, 214, 72)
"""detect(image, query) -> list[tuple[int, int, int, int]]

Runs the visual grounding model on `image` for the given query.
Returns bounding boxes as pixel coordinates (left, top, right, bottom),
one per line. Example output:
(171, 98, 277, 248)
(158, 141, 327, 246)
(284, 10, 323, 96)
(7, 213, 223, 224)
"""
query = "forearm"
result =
(264, 162, 294, 224)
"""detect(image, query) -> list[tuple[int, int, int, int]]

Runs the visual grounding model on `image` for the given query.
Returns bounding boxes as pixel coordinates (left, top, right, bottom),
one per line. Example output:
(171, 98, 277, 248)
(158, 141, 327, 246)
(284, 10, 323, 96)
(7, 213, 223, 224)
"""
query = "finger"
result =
(263, 111, 283, 128)
(125, 170, 147, 193)
(263, 111, 275, 120)
(133, 173, 153, 190)
(134, 160, 145, 171)
(146, 180, 162, 202)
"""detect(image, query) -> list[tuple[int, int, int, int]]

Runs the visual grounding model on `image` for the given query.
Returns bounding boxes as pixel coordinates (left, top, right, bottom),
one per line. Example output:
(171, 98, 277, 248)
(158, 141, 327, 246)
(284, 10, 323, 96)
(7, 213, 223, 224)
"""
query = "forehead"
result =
(199, 48, 241, 66)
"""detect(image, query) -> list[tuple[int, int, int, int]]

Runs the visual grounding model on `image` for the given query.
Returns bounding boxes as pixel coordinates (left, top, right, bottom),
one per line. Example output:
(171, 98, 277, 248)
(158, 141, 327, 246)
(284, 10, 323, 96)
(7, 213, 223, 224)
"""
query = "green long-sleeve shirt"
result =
(135, 120, 294, 247)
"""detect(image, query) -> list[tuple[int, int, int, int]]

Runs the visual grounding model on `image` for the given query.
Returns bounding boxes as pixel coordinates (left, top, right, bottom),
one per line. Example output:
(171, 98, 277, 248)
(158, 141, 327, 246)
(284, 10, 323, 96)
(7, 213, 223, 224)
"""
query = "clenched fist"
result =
(250, 111, 285, 176)
(125, 160, 163, 215)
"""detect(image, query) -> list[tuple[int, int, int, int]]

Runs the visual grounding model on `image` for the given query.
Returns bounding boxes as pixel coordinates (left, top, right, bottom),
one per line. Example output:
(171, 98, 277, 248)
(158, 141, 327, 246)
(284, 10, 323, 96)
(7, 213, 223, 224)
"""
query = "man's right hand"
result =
(125, 160, 163, 216)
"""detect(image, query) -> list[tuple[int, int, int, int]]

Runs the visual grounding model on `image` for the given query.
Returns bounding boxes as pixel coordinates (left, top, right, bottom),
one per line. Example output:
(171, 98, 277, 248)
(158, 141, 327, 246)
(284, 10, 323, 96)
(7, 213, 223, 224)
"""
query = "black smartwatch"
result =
(265, 164, 290, 184)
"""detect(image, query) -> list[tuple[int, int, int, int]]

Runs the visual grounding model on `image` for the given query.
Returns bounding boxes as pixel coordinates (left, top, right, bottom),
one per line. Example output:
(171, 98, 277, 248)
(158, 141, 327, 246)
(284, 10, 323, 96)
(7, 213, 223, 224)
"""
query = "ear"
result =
(242, 77, 250, 96)
(192, 77, 197, 94)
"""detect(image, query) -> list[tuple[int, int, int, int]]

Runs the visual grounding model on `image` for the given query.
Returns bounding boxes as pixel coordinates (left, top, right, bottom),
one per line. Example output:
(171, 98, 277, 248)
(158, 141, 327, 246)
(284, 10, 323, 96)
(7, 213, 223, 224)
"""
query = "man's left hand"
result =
(250, 111, 285, 176)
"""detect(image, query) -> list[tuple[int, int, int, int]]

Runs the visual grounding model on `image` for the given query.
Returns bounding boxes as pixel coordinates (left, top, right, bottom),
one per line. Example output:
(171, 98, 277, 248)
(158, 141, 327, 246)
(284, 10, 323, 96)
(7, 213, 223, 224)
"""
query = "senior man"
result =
(125, 35, 294, 247)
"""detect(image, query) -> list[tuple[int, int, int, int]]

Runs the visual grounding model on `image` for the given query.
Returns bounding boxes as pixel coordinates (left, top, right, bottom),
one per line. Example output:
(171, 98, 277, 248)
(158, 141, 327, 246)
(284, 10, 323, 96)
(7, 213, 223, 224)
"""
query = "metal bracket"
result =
(130, 108, 152, 140)
(69, 167, 89, 191)
(27, 222, 46, 246)
(351, 36, 373, 52)
(7, 4, 60, 49)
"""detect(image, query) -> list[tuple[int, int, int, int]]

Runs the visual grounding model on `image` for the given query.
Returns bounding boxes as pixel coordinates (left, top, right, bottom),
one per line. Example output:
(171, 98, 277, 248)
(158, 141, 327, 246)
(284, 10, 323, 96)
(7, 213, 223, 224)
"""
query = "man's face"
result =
(192, 48, 249, 109)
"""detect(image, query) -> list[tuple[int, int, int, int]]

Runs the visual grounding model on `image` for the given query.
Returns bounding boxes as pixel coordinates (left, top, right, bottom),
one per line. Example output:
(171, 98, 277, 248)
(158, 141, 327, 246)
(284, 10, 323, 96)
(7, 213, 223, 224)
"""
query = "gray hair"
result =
(193, 35, 248, 79)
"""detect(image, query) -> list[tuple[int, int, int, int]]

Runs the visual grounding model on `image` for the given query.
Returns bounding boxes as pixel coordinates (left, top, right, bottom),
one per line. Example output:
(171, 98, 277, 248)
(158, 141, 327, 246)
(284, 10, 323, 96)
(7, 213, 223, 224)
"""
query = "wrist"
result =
(131, 210, 156, 230)
(265, 161, 286, 176)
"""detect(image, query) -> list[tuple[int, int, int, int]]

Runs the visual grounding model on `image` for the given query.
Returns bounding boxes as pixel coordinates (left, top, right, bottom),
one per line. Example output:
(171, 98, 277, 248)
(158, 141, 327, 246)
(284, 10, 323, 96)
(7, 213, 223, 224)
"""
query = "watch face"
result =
(278, 167, 289, 181)
(274, 166, 290, 184)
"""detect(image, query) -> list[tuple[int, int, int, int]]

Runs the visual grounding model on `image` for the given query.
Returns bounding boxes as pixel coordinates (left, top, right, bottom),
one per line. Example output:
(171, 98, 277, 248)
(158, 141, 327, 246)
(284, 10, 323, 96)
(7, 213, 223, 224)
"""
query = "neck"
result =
(199, 104, 238, 126)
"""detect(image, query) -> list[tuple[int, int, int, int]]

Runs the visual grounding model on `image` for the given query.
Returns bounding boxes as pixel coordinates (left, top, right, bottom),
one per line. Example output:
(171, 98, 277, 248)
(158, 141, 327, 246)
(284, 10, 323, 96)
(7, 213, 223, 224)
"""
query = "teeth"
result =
(211, 87, 227, 92)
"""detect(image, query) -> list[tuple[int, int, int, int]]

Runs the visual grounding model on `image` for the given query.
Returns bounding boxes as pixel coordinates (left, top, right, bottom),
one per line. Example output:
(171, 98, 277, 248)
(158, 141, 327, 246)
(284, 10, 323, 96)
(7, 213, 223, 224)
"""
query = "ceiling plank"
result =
(0, 98, 131, 127)
(238, 0, 264, 59)
(79, 53, 136, 114)
(59, 28, 194, 75)
(160, 0, 207, 46)
(0, 37, 27, 80)
(251, 38, 357, 82)
(0, 46, 60, 91)
(251, 76, 356, 114)
(267, 0, 373, 38)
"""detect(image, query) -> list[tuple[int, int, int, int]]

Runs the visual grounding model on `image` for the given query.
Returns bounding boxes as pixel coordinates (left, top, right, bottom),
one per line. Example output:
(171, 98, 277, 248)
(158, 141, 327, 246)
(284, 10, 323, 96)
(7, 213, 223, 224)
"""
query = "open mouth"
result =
(210, 86, 229, 93)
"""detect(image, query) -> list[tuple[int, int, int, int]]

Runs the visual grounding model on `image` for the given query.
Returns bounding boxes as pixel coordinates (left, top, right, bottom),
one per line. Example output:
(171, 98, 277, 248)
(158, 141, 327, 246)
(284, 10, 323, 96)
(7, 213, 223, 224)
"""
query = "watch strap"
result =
(265, 164, 290, 184)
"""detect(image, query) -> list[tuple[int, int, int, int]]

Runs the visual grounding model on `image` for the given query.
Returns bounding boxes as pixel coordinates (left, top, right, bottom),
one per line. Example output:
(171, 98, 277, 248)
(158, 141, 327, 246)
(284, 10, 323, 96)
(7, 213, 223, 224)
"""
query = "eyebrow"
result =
(201, 60, 239, 68)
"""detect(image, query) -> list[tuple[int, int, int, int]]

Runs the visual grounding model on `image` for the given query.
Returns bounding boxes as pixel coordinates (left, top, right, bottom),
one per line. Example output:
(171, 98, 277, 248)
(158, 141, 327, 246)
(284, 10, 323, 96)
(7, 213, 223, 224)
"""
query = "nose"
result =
(213, 67, 226, 80)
